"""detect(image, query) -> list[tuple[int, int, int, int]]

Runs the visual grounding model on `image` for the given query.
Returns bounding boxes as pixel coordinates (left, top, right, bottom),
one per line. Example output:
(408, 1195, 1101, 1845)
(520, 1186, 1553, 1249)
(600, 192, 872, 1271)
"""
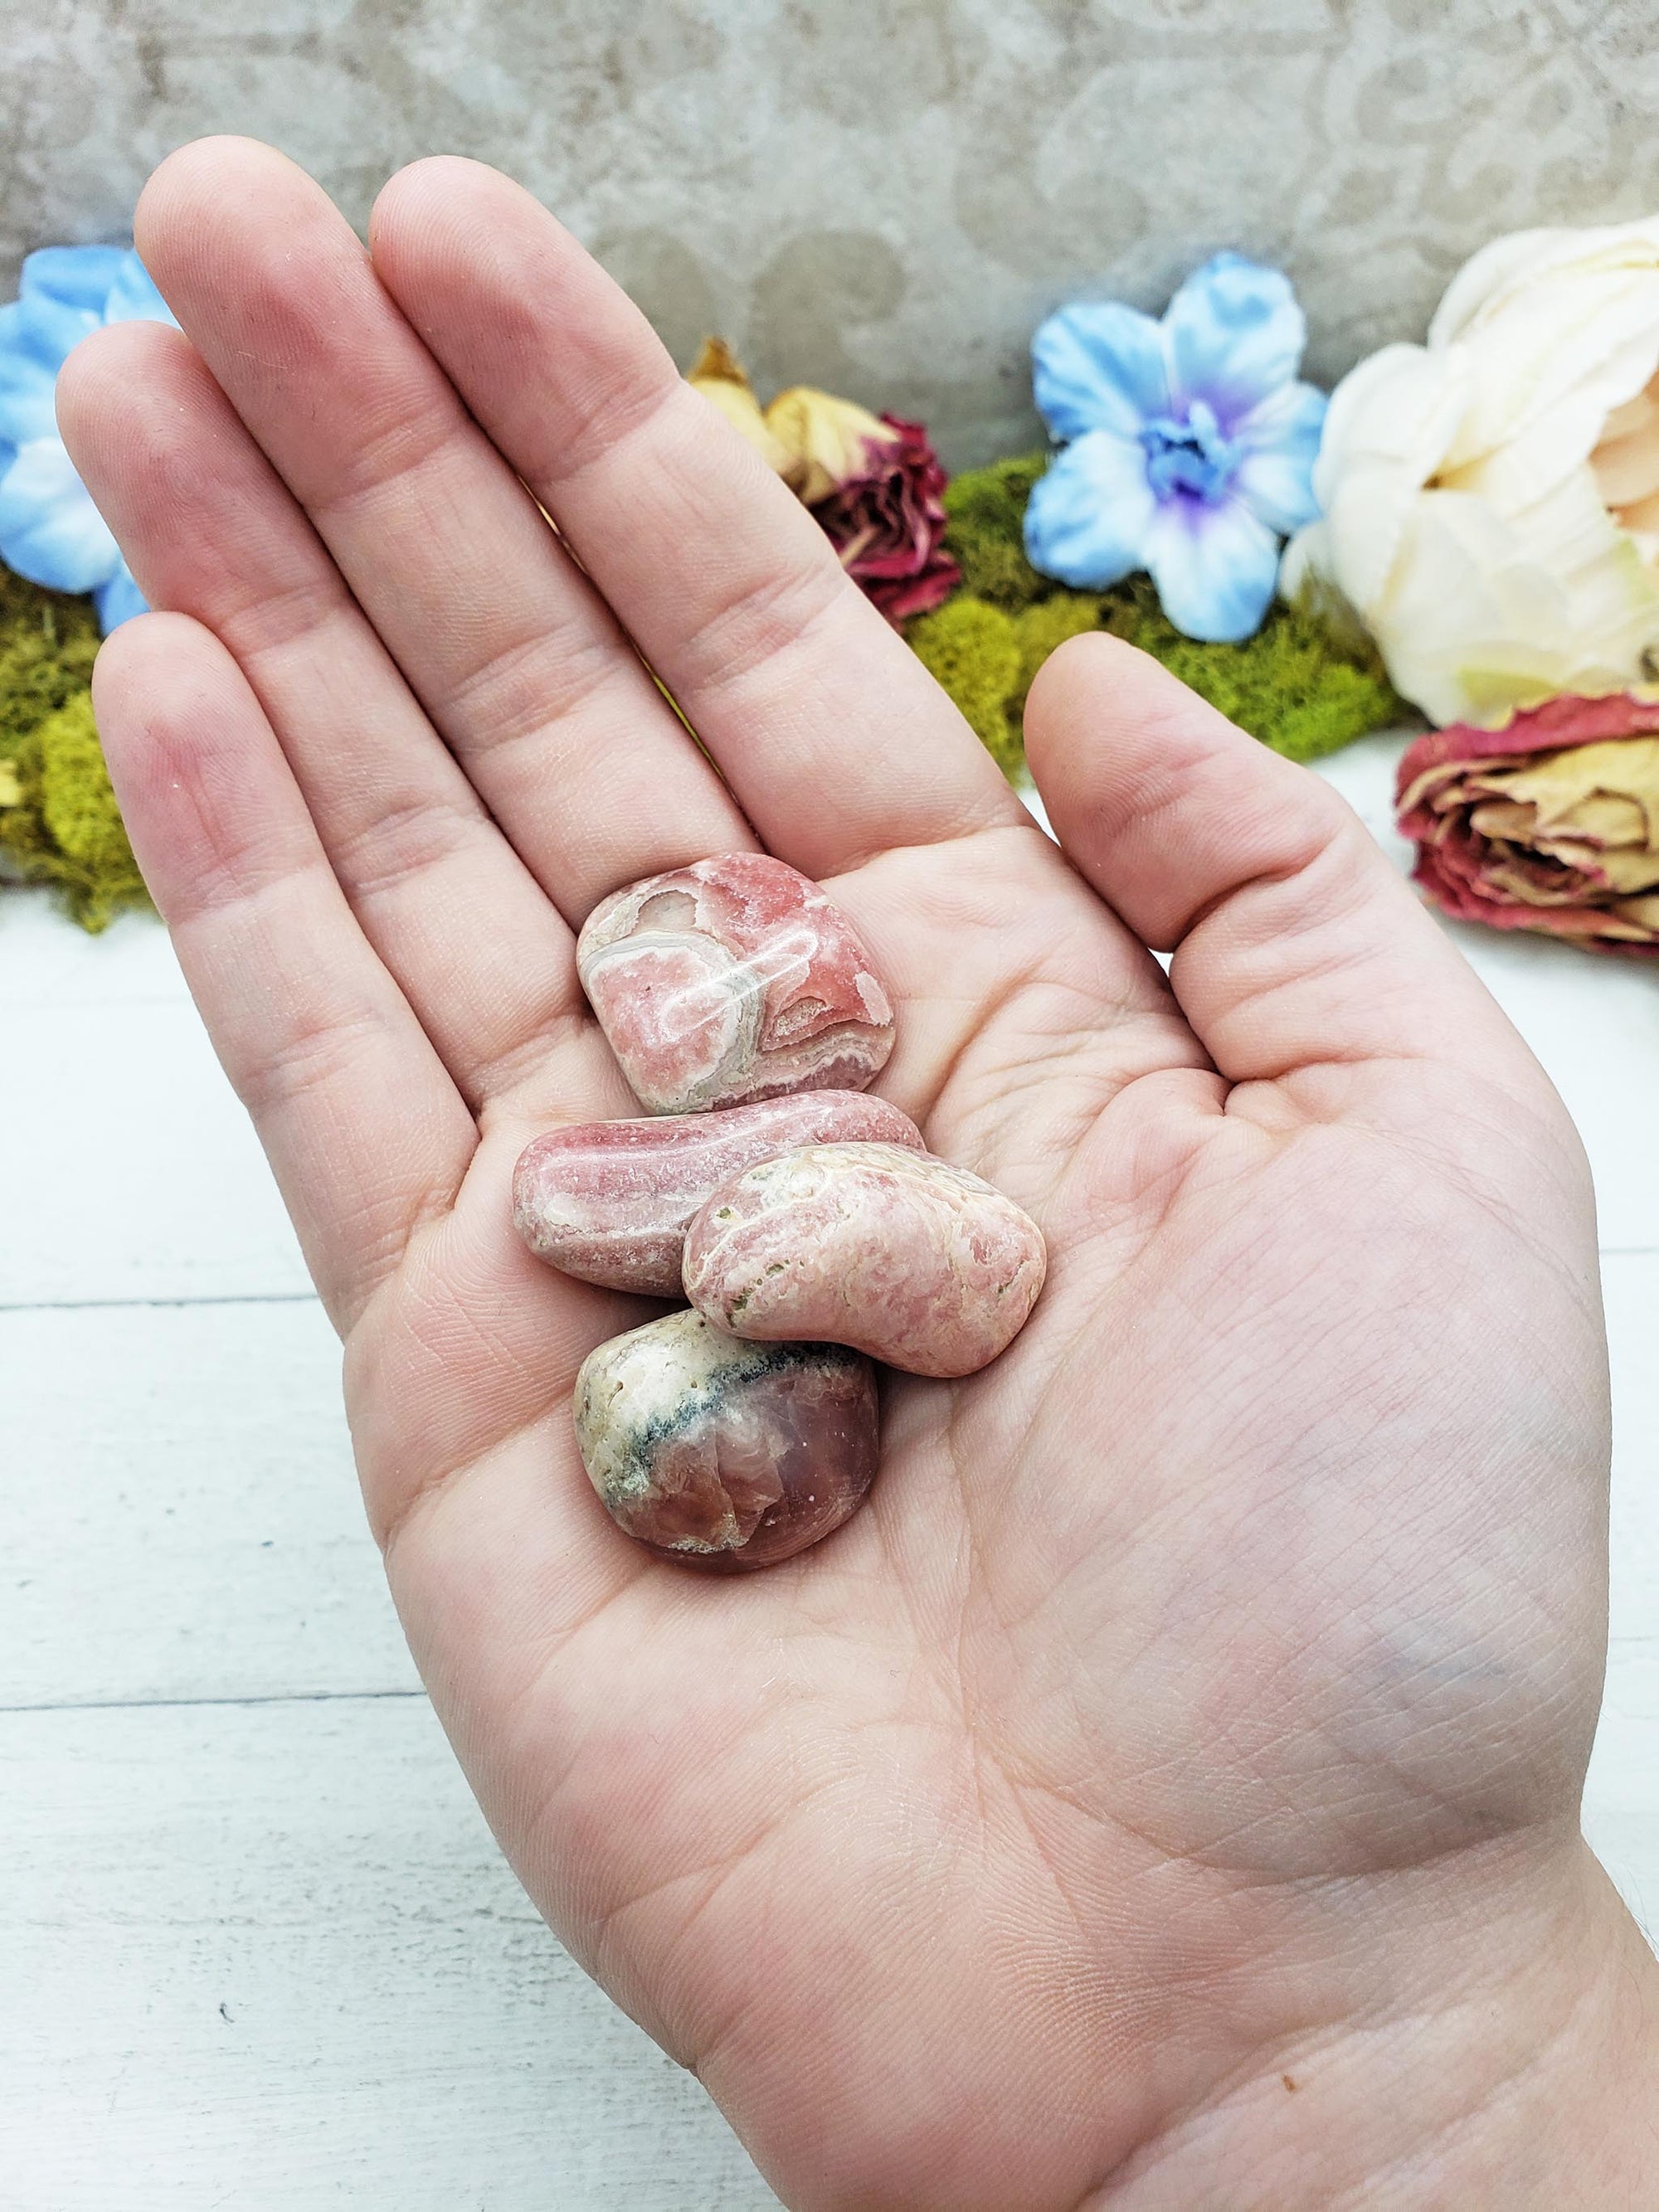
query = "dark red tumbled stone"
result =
(572, 1310, 879, 1569)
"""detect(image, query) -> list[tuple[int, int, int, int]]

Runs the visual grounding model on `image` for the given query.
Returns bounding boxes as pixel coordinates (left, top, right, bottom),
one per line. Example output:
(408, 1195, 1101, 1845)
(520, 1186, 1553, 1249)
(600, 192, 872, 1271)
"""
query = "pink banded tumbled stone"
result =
(576, 852, 894, 1115)
(573, 1309, 879, 1568)
(683, 1141, 1047, 1379)
(513, 1091, 925, 1295)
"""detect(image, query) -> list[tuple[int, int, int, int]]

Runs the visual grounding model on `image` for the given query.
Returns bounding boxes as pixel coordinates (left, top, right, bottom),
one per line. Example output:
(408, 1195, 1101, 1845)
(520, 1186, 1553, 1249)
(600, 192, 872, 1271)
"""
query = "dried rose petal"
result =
(765, 383, 898, 505)
(1396, 693, 1659, 956)
(810, 412, 961, 627)
(687, 337, 798, 480)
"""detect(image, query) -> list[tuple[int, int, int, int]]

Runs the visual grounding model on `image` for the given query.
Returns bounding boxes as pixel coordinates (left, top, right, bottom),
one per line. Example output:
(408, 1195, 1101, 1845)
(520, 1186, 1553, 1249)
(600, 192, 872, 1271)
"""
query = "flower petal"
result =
(1324, 216, 1659, 728)
(101, 250, 178, 329)
(1142, 492, 1282, 643)
(94, 562, 149, 632)
(1277, 518, 1327, 603)
(1162, 252, 1307, 424)
(1368, 485, 1659, 727)
(1230, 379, 1326, 537)
(0, 303, 66, 445)
(19, 244, 134, 311)
(1507, 465, 1659, 664)
(1438, 267, 1659, 497)
(1, 247, 173, 451)
(0, 437, 122, 595)
(688, 341, 798, 480)
(1023, 432, 1157, 588)
(1425, 224, 1659, 505)
(1429, 215, 1659, 349)
(1315, 343, 1473, 619)
(1030, 302, 1170, 441)
(765, 386, 893, 503)
(2, 283, 100, 377)
(811, 413, 956, 626)
(1396, 689, 1659, 951)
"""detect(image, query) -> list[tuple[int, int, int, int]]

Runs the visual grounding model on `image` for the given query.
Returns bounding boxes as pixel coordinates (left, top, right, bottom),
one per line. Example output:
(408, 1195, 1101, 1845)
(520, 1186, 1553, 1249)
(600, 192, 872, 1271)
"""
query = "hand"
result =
(62, 139, 1657, 2210)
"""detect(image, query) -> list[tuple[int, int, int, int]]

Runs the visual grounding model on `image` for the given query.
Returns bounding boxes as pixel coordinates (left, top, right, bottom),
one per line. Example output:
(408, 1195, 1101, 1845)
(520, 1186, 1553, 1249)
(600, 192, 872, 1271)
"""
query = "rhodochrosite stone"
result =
(683, 1141, 1046, 1378)
(573, 1310, 879, 1568)
(576, 853, 895, 1114)
(513, 1091, 925, 1294)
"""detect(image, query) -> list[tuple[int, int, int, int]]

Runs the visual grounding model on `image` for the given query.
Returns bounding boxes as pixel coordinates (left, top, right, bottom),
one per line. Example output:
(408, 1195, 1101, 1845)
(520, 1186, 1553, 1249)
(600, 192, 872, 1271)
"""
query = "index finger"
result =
(367, 156, 1025, 879)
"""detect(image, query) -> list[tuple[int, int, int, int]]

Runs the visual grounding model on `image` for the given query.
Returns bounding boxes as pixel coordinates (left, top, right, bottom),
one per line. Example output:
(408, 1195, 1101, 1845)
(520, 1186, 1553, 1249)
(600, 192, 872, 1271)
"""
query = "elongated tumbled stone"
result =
(683, 1141, 1047, 1378)
(576, 852, 894, 1114)
(513, 1091, 925, 1294)
(573, 1310, 879, 1568)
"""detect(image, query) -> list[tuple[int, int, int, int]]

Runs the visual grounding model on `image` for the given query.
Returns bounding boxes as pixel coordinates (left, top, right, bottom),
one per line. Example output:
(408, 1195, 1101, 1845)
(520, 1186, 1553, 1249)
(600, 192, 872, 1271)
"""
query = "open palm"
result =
(65, 141, 1616, 2211)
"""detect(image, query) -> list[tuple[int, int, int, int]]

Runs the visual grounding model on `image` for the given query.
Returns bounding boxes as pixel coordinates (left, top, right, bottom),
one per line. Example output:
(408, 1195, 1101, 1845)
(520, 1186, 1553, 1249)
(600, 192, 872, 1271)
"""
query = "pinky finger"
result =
(93, 613, 478, 1331)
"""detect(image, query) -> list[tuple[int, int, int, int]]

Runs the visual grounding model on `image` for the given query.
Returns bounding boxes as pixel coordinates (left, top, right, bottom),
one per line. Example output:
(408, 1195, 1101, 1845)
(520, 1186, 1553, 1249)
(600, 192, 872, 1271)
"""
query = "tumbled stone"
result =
(513, 1091, 925, 1295)
(572, 1309, 879, 1568)
(576, 852, 894, 1114)
(683, 1141, 1046, 1378)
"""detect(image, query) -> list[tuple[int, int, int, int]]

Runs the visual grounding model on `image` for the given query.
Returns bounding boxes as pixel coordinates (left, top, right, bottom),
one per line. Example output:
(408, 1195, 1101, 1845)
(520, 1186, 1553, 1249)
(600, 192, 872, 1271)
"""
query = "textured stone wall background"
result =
(1, 0, 1653, 464)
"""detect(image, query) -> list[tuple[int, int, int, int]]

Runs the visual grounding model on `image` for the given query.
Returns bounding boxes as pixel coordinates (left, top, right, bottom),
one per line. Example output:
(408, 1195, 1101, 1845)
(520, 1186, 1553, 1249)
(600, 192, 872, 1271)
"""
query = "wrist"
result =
(1097, 1838, 1659, 2208)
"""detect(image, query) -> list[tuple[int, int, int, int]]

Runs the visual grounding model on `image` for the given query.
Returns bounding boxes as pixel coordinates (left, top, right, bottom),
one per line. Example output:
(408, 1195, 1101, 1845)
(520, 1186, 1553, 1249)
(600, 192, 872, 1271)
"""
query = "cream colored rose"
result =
(1284, 217, 1659, 727)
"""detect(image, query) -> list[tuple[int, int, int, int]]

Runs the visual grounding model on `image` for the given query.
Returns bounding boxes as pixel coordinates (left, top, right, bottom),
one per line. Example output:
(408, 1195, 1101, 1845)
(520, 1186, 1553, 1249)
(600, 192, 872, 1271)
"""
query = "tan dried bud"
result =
(761, 384, 897, 505)
(686, 338, 797, 481)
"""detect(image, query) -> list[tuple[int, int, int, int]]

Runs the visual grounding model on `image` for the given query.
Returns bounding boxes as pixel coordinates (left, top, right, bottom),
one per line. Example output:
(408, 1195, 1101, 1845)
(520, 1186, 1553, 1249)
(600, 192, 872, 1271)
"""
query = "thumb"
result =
(1024, 634, 1543, 1094)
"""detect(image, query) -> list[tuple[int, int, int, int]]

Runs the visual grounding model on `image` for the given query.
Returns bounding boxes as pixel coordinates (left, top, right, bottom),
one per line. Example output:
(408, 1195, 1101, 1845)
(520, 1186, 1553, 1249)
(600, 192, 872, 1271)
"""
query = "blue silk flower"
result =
(1024, 252, 1326, 644)
(0, 245, 177, 631)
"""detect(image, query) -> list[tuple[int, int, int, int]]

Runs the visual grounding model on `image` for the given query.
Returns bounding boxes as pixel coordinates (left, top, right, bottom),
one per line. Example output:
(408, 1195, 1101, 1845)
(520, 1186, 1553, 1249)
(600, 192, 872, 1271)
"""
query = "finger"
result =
(1023, 634, 1537, 1086)
(130, 136, 753, 921)
(92, 613, 476, 1330)
(367, 156, 1026, 877)
(60, 319, 589, 1112)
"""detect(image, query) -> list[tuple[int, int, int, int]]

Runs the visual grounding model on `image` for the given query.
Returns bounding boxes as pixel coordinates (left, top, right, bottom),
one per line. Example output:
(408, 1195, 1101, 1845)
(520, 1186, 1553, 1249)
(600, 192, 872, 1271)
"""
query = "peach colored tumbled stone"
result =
(573, 1309, 879, 1568)
(513, 1091, 925, 1295)
(683, 1141, 1046, 1379)
(576, 852, 894, 1114)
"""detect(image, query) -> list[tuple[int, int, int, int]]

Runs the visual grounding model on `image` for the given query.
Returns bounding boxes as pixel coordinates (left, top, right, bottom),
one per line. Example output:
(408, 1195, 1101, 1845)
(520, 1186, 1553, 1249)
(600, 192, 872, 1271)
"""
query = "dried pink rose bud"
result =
(809, 412, 961, 627)
(576, 853, 895, 1114)
(683, 344, 959, 625)
(572, 1310, 878, 1569)
(1396, 693, 1659, 955)
(683, 1141, 1047, 1379)
(512, 1091, 925, 1295)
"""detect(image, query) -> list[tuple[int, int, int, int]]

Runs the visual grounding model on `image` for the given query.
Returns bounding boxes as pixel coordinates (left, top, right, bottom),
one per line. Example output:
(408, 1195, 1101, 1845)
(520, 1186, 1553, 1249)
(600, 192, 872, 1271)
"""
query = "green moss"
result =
(1012, 592, 1103, 712)
(1097, 573, 1409, 764)
(0, 566, 147, 931)
(917, 459, 1411, 778)
(940, 454, 1052, 609)
(906, 594, 1025, 776)
(0, 564, 100, 737)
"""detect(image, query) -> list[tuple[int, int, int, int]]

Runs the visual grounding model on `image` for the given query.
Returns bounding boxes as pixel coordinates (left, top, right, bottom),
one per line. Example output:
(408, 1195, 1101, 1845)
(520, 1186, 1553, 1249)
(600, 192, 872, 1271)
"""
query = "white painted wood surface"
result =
(0, 887, 784, 2210)
(2, 731, 1654, 2206)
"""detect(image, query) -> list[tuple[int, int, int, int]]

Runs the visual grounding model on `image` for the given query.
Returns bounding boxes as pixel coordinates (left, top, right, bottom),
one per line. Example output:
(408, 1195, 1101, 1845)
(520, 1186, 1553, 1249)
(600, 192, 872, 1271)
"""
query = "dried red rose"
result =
(809, 412, 960, 626)
(1395, 693, 1659, 956)
(686, 343, 959, 626)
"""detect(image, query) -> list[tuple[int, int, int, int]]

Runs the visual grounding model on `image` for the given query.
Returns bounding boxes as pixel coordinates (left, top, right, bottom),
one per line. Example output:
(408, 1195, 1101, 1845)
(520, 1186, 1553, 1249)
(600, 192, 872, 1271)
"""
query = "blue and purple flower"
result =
(0, 245, 176, 632)
(1024, 252, 1326, 644)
